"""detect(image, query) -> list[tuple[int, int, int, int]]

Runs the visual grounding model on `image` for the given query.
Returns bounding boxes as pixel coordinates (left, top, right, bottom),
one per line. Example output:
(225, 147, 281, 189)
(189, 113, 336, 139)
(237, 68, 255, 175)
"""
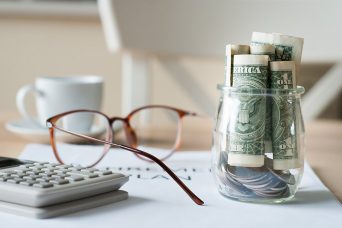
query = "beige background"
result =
(0, 16, 340, 119)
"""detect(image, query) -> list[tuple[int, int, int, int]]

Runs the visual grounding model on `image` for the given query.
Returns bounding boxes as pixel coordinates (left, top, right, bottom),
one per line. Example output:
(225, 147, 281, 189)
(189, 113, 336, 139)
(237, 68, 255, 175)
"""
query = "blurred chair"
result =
(98, 0, 342, 121)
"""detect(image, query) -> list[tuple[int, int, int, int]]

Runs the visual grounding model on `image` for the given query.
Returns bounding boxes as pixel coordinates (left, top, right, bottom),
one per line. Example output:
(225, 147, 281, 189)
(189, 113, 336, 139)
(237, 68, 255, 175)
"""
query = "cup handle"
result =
(16, 84, 40, 125)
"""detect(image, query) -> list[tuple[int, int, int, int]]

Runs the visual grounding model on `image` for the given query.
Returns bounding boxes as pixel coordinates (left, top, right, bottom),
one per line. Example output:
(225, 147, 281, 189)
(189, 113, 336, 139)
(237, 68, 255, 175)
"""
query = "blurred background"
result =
(0, 0, 341, 120)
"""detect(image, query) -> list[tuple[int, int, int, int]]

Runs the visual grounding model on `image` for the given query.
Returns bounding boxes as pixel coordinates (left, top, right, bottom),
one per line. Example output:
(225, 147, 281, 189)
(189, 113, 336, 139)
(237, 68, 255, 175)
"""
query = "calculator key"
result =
(36, 178, 50, 182)
(41, 172, 57, 177)
(23, 175, 36, 180)
(94, 170, 113, 175)
(20, 180, 37, 186)
(51, 174, 69, 179)
(41, 167, 55, 172)
(65, 176, 84, 182)
(81, 168, 98, 173)
(13, 168, 30, 173)
(67, 166, 83, 171)
(43, 163, 59, 168)
(0, 170, 16, 175)
(66, 171, 99, 178)
(26, 171, 40, 175)
(7, 178, 23, 184)
(33, 182, 53, 188)
(49, 179, 69, 185)
(31, 166, 44, 170)
(55, 169, 67, 174)
(0, 176, 11, 181)
(11, 173, 25, 178)
(56, 165, 73, 169)
(19, 164, 33, 168)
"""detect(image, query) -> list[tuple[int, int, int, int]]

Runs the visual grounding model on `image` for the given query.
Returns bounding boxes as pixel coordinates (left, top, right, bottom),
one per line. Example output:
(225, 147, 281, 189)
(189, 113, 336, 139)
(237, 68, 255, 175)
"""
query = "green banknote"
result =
(228, 55, 269, 167)
(251, 32, 304, 77)
(270, 61, 300, 170)
(250, 43, 276, 61)
(250, 43, 276, 153)
(225, 44, 250, 86)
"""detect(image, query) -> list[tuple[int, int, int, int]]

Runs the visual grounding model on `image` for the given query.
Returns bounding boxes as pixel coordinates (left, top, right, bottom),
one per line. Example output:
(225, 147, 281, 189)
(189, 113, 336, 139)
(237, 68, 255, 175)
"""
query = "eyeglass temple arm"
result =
(48, 124, 204, 205)
(110, 143, 204, 206)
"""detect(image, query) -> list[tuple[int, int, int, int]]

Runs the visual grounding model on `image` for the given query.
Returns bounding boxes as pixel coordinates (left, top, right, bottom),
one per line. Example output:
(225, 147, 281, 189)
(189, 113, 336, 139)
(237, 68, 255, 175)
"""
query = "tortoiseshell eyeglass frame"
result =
(46, 105, 204, 205)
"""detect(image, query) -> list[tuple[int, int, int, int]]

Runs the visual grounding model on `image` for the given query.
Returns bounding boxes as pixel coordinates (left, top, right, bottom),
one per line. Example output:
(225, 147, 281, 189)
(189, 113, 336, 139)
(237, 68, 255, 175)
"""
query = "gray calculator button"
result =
(94, 170, 113, 175)
(41, 172, 56, 177)
(32, 165, 44, 170)
(13, 168, 29, 173)
(36, 178, 50, 182)
(44, 163, 58, 168)
(33, 182, 53, 188)
(52, 174, 69, 179)
(67, 167, 82, 171)
(41, 167, 54, 172)
(0, 170, 16, 175)
(26, 171, 40, 175)
(7, 178, 23, 184)
(66, 171, 99, 178)
(23, 175, 36, 180)
(11, 173, 25, 178)
(55, 170, 67, 174)
(81, 168, 98, 173)
(0, 176, 11, 181)
(20, 180, 36, 186)
(65, 176, 84, 181)
(49, 179, 69, 185)
(19, 164, 32, 168)
(56, 165, 73, 169)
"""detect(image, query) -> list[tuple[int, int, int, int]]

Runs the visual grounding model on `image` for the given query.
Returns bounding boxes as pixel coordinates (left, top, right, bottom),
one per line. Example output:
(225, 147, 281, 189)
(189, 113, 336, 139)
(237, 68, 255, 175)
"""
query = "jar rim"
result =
(217, 84, 305, 96)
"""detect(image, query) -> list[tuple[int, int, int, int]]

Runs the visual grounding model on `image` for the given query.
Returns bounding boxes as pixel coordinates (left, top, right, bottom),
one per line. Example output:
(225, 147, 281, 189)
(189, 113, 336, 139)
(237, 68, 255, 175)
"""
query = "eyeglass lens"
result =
(53, 108, 181, 166)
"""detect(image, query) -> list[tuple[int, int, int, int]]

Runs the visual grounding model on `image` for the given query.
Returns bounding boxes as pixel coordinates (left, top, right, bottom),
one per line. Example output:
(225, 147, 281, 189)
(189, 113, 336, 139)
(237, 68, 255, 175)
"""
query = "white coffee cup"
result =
(16, 76, 103, 131)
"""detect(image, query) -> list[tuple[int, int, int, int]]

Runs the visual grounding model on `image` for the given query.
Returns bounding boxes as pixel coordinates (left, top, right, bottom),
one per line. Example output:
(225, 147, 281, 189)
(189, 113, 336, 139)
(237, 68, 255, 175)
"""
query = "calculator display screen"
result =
(0, 157, 27, 169)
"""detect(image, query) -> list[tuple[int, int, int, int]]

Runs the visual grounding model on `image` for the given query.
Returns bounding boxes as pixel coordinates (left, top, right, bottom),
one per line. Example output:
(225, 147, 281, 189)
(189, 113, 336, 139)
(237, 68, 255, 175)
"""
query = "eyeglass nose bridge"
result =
(110, 117, 138, 148)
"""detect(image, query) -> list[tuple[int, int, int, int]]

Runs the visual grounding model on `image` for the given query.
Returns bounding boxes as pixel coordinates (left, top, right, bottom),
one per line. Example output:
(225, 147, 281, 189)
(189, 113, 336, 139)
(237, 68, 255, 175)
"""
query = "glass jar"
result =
(212, 84, 305, 203)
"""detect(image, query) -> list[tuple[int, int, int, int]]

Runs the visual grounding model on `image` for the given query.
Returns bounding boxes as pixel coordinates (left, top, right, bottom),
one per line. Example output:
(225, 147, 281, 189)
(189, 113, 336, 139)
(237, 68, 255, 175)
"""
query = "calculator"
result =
(0, 157, 129, 208)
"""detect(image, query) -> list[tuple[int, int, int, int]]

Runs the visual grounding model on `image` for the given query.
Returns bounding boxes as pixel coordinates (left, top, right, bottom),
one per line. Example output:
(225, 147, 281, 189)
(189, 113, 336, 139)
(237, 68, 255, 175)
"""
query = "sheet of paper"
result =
(1, 144, 340, 227)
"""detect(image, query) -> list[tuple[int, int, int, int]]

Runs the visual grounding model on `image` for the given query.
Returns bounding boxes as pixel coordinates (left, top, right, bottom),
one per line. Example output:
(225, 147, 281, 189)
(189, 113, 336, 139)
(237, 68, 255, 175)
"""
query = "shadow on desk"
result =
(285, 190, 341, 206)
(62, 196, 152, 219)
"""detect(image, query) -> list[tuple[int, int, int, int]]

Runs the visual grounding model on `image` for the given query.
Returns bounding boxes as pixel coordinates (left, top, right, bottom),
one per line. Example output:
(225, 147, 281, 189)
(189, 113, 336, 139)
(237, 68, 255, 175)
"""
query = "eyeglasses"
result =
(46, 105, 204, 205)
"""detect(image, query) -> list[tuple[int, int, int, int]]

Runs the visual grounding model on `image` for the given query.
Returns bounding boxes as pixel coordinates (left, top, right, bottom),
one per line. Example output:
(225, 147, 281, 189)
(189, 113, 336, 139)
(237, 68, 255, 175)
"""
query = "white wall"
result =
(0, 16, 223, 116)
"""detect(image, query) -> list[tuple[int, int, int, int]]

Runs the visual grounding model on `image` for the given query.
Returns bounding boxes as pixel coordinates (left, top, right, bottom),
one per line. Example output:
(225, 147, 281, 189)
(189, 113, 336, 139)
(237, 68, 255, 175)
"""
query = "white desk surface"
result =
(0, 144, 339, 228)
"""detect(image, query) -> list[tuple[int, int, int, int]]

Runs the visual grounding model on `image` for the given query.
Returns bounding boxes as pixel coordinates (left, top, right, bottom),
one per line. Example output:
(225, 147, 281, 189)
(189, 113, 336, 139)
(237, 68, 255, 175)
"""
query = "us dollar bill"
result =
(270, 61, 300, 170)
(228, 55, 269, 167)
(250, 43, 275, 61)
(250, 43, 276, 153)
(225, 44, 250, 86)
(251, 32, 303, 77)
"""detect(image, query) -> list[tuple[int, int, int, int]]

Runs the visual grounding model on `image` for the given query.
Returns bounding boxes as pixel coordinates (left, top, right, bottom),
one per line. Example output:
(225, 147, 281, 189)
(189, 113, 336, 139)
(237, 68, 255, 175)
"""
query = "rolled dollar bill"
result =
(250, 43, 276, 153)
(270, 61, 300, 170)
(225, 44, 250, 86)
(251, 32, 303, 76)
(251, 32, 273, 46)
(250, 43, 275, 61)
(228, 55, 269, 167)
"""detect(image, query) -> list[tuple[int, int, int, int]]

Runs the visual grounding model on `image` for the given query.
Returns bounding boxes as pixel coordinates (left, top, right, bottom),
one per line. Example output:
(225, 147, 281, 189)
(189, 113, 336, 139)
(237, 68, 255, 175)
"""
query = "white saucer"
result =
(5, 119, 106, 144)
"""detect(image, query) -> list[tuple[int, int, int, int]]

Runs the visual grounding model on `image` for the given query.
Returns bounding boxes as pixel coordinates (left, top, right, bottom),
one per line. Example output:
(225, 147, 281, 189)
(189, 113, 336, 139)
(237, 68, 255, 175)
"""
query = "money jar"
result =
(212, 85, 305, 203)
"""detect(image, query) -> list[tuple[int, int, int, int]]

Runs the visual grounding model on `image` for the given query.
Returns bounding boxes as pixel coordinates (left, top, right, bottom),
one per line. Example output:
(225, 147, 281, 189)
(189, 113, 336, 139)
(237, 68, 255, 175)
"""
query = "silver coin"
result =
(268, 168, 296, 185)
(219, 164, 253, 195)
